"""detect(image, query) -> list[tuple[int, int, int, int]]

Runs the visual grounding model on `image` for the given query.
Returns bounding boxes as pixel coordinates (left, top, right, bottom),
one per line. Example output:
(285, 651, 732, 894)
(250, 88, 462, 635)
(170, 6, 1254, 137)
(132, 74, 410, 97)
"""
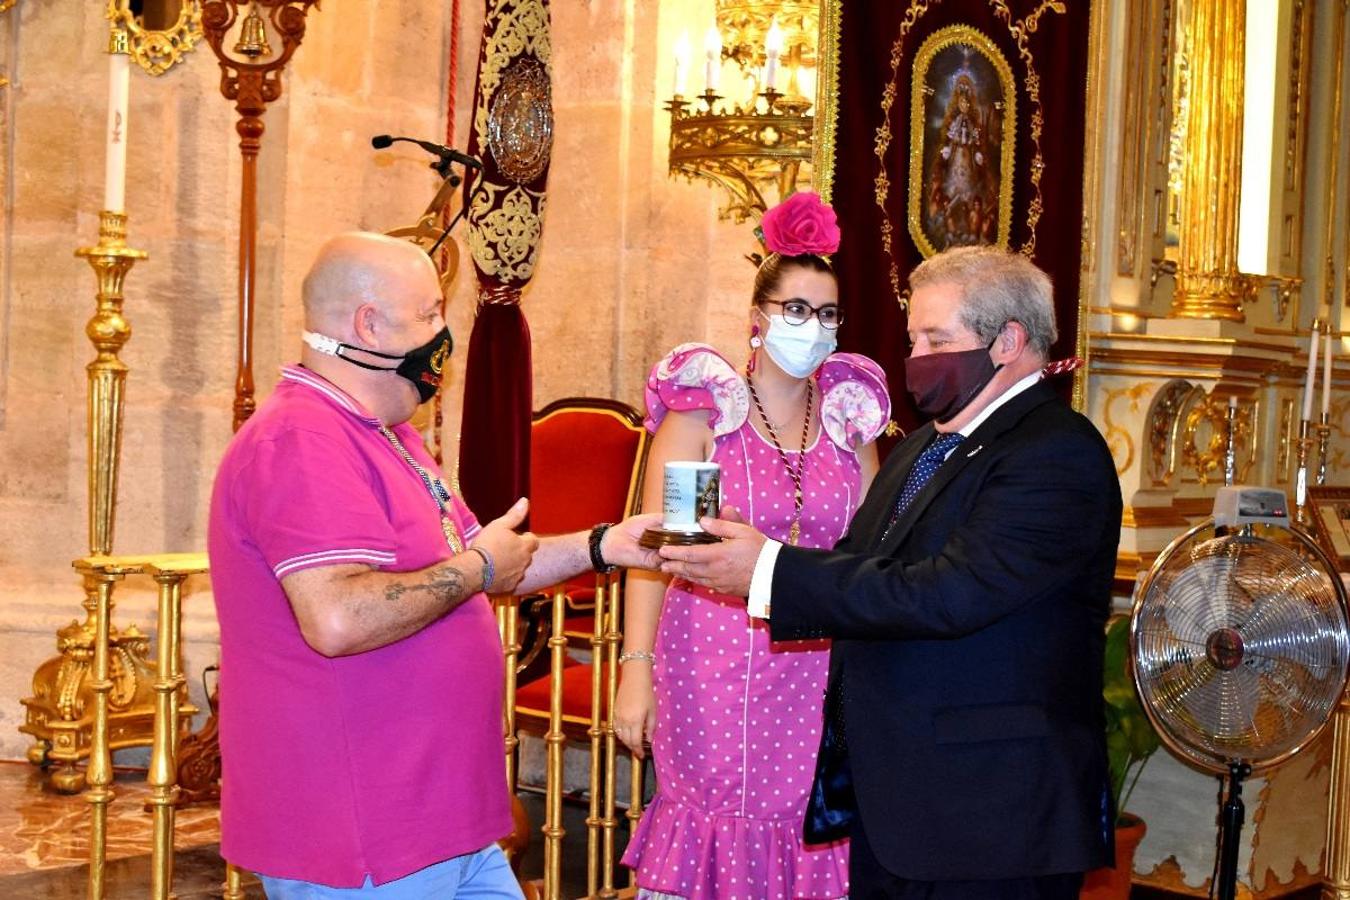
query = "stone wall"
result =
(0, 0, 755, 762)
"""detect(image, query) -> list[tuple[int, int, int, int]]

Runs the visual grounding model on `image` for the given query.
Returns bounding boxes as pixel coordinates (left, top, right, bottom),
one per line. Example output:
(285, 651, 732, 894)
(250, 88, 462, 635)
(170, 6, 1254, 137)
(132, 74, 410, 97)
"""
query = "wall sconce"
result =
(666, 1, 818, 222)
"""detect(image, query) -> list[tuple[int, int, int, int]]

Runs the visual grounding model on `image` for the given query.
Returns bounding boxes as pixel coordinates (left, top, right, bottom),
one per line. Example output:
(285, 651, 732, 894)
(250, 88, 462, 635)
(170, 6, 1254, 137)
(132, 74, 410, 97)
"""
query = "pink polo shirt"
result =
(208, 365, 511, 887)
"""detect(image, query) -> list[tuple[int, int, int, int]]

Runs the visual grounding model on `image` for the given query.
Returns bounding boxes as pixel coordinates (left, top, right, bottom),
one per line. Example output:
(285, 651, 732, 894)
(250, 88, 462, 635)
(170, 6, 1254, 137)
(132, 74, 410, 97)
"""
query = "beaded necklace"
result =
(379, 424, 465, 554)
(746, 373, 814, 546)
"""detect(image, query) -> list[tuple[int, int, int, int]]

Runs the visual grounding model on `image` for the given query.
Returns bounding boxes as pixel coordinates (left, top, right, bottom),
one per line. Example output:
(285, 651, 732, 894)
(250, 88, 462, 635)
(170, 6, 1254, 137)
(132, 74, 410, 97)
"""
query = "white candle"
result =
(704, 26, 721, 92)
(673, 34, 690, 97)
(1303, 323, 1320, 422)
(764, 19, 783, 91)
(1324, 325, 1335, 418)
(104, 50, 130, 213)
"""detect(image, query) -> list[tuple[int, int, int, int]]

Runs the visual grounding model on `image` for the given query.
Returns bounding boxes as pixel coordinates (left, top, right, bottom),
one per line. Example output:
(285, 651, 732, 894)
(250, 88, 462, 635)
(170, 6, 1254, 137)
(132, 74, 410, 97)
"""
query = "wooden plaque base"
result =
(639, 527, 722, 550)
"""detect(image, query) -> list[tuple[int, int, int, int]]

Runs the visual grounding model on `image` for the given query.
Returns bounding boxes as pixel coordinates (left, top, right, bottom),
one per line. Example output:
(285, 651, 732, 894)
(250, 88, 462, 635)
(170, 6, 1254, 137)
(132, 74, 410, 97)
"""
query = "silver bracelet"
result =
(469, 546, 494, 593)
(618, 649, 656, 664)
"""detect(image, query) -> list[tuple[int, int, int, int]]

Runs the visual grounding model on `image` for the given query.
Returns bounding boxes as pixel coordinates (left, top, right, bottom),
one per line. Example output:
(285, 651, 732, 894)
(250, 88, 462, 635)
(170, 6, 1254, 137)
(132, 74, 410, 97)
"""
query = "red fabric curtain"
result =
(829, 0, 1092, 442)
(459, 300, 533, 521)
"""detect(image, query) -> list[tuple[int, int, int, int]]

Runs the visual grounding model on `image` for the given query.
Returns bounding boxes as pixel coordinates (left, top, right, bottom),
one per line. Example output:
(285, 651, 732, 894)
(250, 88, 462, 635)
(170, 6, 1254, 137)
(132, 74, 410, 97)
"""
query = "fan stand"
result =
(1214, 761, 1253, 900)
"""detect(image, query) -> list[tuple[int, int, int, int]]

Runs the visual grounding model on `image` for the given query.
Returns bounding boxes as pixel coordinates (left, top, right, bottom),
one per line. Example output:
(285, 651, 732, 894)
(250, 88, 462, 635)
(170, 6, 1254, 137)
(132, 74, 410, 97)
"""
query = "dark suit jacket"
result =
(771, 380, 1120, 881)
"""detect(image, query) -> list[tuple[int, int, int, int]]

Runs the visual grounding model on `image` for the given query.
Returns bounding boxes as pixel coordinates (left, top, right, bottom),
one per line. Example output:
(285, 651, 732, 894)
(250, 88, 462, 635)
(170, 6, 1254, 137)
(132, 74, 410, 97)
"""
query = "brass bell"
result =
(233, 3, 273, 59)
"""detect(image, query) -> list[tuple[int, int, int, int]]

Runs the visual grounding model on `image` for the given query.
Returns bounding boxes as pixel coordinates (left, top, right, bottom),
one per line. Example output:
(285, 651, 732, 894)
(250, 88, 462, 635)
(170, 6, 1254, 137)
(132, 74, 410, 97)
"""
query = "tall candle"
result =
(764, 19, 783, 91)
(1324, 325, 1335, 418)
(673, 34, 690, 97)
(104, 49, 130, 213)
(1303, 323, 1320, 422)
(704, 26, 721, 92)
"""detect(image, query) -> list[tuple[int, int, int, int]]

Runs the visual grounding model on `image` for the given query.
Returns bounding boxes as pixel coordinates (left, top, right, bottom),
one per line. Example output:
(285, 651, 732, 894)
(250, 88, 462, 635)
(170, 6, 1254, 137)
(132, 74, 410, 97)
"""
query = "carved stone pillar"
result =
(1169, 0, 1247, 322)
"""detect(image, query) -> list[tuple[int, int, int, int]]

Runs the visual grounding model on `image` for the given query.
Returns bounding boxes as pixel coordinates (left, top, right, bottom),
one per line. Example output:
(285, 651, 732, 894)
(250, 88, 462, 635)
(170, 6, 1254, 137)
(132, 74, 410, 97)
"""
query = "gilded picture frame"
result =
(1306, 486, 1350, 572)
(907, 26, 1016, 258)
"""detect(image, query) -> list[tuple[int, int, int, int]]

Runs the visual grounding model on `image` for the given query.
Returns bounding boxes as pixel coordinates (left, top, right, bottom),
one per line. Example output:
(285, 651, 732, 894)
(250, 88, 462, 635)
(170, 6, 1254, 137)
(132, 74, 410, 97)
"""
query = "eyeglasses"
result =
(760, 299, 844, 330)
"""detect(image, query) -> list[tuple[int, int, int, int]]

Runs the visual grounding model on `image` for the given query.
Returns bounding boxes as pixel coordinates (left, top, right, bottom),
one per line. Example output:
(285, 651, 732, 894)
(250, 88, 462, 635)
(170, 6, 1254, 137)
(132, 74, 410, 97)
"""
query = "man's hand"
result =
(471, 497, 539, 593)
(599, 512, 664, 571)
(657, 506, 764, 597)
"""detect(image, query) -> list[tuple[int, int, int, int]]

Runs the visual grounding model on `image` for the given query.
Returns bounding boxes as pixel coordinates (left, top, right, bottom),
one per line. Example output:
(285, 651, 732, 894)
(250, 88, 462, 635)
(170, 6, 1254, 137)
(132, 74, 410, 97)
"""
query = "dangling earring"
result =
(748, 323, 763, 373)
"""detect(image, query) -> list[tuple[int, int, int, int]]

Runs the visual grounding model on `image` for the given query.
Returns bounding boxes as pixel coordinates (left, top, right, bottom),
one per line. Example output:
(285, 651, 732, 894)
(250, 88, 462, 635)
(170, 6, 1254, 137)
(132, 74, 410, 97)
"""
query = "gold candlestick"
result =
(20, 212, 161, 791)
(76, 211, 145, 554)
(1318, 412, 1333, 487)
(1295, 418, 1315, 524)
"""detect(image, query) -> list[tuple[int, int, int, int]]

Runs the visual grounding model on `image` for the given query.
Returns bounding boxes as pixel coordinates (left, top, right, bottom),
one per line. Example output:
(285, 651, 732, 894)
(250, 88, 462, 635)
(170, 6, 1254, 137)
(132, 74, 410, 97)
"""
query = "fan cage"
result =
(1130, 520, 1350, 775)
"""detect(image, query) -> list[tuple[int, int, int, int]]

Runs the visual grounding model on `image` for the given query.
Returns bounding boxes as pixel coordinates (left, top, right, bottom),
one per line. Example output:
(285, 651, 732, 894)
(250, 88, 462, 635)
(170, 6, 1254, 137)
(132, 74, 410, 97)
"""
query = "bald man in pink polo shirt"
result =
(209, 233, 660, 898)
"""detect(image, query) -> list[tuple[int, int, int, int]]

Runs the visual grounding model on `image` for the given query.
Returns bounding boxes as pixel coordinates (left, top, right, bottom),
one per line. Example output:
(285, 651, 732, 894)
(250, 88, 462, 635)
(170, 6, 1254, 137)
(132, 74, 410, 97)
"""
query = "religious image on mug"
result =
(695, 469, 720, 522)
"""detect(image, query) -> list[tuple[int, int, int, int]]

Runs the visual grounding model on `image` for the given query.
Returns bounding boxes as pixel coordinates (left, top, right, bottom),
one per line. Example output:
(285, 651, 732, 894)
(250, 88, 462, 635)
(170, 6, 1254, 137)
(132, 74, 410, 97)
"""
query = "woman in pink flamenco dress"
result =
(615, 193, 891, 899)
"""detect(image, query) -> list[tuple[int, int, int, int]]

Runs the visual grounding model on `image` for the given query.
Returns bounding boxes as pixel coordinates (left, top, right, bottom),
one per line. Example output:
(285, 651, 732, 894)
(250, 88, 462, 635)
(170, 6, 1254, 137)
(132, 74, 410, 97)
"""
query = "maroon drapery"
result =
(456, 1, 553, 523)
(829, 1, 1091, 443)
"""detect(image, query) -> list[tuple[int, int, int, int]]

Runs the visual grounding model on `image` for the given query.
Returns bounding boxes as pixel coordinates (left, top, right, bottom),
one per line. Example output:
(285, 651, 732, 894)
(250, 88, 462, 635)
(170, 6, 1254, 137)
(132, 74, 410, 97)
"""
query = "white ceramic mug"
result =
(662, 461, 721, 532)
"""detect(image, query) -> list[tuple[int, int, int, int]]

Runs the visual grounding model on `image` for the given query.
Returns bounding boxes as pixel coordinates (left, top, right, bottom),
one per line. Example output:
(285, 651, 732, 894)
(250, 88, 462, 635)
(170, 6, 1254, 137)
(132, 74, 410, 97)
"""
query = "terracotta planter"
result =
(1080, 814, 1147, 900)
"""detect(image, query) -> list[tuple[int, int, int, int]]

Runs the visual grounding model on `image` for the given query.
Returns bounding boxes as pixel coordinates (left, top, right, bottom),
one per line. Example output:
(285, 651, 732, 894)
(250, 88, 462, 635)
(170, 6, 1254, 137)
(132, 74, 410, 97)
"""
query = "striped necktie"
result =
(884, 432, 965, 536)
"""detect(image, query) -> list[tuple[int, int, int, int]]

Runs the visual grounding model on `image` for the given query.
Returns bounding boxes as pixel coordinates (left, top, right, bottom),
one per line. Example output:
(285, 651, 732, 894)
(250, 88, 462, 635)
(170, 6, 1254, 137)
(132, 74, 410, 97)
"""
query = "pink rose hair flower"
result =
(759, 191, 841, 257)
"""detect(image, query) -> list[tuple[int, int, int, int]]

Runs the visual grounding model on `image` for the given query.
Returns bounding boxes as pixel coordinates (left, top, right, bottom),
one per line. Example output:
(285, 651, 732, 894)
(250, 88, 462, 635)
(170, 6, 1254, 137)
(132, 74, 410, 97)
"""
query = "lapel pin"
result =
(966, 445, 984, 458)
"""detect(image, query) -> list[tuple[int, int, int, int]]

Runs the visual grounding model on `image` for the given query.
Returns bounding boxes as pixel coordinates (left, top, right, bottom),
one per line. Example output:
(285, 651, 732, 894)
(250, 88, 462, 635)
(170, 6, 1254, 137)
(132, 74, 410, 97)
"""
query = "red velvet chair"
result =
(513, 397, 649, 743)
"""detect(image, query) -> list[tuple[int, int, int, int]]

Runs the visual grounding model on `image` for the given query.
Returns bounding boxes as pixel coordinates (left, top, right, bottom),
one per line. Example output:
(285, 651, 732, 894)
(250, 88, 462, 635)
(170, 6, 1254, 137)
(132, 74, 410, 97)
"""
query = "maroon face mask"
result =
(904, 339, 1001, 424)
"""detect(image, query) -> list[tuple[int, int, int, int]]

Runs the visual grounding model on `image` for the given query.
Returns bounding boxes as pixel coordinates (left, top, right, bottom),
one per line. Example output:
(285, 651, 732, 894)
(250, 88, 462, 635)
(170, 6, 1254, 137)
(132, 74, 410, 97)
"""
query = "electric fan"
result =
(1130, 486, 1350, 900)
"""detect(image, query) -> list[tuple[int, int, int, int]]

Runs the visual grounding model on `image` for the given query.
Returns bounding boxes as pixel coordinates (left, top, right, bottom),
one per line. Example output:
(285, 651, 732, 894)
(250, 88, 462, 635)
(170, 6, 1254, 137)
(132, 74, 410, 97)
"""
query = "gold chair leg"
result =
(600, 576, 622, 899)
(223, 862, 246, 900)
(586, 573, 608, 898)
(543, 586, 567, 900)
(628, 753, 644, 891)
(498, 597, 521, 790)
(84, 571, 119, 900)
(148, 570, 186, 900)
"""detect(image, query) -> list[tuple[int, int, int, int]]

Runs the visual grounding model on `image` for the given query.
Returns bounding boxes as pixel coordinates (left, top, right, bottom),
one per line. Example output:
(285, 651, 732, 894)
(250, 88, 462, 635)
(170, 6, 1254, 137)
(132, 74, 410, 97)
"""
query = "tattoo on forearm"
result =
(383, 564, 469, 606)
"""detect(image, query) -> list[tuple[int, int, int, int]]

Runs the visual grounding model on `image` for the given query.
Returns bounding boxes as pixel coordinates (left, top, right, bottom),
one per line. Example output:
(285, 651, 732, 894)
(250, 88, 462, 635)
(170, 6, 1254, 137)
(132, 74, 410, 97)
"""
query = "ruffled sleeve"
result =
(644, 343, 750, 438)
(817, 352, 891, 451)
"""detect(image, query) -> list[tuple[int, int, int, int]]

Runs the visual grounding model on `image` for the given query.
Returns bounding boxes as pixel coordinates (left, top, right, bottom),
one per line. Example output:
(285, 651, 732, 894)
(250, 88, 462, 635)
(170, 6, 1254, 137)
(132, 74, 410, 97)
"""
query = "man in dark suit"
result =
(660, 246, 1121, 899)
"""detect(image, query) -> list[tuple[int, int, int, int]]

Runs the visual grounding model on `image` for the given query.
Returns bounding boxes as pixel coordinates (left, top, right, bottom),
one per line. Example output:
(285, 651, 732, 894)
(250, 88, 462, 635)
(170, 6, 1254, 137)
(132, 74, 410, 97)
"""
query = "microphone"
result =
(371, 134, 482, 170)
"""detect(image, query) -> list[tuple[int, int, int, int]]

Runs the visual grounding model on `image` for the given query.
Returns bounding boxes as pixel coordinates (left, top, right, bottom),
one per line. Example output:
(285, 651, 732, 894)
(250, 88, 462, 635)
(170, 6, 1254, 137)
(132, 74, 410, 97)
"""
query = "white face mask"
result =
(761, 314, 836, 378)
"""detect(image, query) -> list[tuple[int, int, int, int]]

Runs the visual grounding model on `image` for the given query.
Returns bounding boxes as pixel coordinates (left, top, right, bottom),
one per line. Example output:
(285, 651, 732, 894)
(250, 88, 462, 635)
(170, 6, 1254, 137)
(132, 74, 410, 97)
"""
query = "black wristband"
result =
(589, 523, 616, 573)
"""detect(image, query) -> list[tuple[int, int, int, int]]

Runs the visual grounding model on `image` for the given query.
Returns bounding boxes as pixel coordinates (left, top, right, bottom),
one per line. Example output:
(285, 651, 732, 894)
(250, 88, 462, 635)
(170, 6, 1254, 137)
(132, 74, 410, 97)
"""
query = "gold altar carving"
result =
(1179, 392, 1254, 486)
(1168, 0, 1246, 321)
(107, 0, 205, 76)
(907, 25, 1016, 258)
(811, 0, 841, 203)
(1280, 0, 1314, 277)
(1103, 383, 1158, 476)
(1146, 380, 1201, 487)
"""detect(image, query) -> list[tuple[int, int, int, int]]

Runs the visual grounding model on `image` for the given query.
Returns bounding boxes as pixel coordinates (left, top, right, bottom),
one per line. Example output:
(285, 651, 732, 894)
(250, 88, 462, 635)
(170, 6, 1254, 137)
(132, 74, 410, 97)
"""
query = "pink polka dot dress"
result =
(622, 344, 890, 900)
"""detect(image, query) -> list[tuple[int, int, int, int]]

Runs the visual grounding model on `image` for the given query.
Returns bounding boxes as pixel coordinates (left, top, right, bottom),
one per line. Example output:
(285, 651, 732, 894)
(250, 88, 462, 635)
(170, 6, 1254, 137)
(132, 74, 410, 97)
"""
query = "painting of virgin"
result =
(908, 26, 1016, 258)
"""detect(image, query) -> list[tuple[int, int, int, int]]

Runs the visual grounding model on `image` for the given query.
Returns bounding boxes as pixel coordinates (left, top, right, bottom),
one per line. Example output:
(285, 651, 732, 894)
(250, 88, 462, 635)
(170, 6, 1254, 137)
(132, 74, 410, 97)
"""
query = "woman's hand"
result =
(613, 663, 657, 758)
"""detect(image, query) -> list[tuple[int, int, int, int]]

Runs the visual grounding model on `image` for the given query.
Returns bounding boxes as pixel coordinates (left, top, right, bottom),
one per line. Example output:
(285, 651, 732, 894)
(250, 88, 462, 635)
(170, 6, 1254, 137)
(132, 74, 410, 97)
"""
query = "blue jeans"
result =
(257, 844, 523, 899)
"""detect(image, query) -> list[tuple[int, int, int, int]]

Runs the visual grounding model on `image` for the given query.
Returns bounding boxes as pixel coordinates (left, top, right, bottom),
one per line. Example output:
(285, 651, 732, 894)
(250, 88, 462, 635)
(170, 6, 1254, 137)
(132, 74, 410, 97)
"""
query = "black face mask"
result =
(304, 327, 453, 404)
(904, 336, 1001, 424)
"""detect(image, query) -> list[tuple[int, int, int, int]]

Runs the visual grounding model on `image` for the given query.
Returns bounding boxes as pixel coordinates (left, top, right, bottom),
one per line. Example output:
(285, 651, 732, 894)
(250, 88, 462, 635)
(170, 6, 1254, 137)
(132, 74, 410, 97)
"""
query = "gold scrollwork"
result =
(1180, 391, 1255, 486)
(906, 26, 1016, 259)
(466, 182, 547, 283)
(107, 1, 204, 77)
(1277, 395, 1296, 480)
(1146, 379, 1200, 487)
(812, 0, 842, 203)
(1102, 382, 1157, 476)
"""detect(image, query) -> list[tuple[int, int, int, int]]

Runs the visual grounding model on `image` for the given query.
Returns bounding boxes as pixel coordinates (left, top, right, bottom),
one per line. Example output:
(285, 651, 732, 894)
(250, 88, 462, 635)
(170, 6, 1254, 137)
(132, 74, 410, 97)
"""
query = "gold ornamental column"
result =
(1169, 0, 1248, 322)
(1327, 692, 1350, 899)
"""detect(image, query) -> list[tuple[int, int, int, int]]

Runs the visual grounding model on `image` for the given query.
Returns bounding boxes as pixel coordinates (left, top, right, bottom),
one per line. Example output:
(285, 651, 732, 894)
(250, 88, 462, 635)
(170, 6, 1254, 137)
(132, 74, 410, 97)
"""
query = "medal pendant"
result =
(789, 520, 800, 546)
(441, 515, 464, 554)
